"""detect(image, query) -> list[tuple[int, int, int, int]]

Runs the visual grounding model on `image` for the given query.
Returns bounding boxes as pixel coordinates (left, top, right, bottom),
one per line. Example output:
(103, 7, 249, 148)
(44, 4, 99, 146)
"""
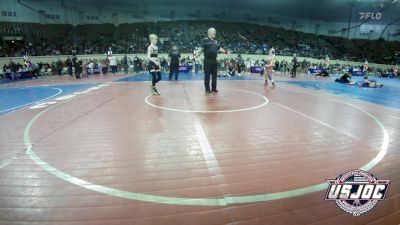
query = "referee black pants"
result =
(291, 67, 297, 77)
(169, 64, 179, 80)
(204, 59, 218, 91)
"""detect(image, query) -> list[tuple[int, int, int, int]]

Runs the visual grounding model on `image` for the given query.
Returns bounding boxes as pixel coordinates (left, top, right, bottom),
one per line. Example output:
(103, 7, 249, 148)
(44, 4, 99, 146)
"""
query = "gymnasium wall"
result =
(1, 0, 399, 41)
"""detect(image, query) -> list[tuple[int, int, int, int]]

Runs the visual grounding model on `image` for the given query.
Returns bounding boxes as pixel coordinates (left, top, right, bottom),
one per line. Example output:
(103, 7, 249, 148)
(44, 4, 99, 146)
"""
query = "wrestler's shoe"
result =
(151, 86, 160, 95)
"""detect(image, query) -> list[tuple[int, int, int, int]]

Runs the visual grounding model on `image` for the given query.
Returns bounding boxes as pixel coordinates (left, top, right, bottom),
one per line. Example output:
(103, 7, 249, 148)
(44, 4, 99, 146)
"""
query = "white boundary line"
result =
(274, 102, 359, 140)
(144, 89, 269, 113)
(194, 120, 225, 184)
(391, 115, 400, 120)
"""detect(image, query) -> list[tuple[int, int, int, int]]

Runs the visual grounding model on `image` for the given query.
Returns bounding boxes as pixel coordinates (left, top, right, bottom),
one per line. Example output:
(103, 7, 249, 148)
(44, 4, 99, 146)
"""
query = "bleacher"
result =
(0, 22, 24, 36)
(0, 20, 399, 65)
(76, 24, 114, 41)
(30, 23, 72, 42)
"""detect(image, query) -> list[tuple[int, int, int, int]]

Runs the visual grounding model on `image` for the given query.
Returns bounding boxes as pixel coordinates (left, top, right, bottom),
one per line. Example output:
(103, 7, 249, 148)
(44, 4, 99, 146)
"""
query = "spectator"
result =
(108, 54, 118, 74)
(122, 54, 129, 74)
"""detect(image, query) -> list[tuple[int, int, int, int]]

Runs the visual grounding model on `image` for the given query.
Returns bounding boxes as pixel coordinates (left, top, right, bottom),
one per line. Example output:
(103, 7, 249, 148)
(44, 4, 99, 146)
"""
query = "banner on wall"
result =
(308, 67, 324, 74)
(179, 64, 192, 73)
(250, 66, 263, 73)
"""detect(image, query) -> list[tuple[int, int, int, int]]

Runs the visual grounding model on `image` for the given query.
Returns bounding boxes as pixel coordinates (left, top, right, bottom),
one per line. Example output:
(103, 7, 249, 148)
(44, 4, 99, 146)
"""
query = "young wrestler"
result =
(147, 34, 161, 95)
(264, 48, 276, 87)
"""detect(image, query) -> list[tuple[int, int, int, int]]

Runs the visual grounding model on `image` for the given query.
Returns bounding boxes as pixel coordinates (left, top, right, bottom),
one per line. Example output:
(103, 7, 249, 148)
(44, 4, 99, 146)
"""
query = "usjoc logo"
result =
(325, 170, 389, 216)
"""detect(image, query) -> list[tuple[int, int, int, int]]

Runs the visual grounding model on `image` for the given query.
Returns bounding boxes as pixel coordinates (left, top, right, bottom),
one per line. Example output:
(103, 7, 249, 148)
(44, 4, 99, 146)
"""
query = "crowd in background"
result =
(2, 52, 399, 81)
(1, 20, 399, 66)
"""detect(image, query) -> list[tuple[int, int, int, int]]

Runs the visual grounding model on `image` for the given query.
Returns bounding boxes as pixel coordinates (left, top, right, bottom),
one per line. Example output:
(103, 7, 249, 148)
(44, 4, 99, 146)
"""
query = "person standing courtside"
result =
(291, 53, 298, 78)
(108, 54, 118, 74)
(122, 54, 129, 75)
(66, 56, 73, 76)
(168, 46, 181, 80)
(72, 54, 81, 79)
(194, 28, 229, 93)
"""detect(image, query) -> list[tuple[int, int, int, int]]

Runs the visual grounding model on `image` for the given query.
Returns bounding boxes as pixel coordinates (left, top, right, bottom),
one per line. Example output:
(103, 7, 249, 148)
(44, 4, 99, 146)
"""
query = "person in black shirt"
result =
(122, 54, 128, 75)
(194, 27, 229, 93)
(56, 58, 62, 75)
(8, 59, 17, 80)
(335, 73, 354, 84)
(66, 56, 73, 76)
(72, 55, 81, 79)
(291, 54, 298, 78)
(315, 69, 329, 77)
(133, 56, 141, 73)
(169, 46, 181, 80)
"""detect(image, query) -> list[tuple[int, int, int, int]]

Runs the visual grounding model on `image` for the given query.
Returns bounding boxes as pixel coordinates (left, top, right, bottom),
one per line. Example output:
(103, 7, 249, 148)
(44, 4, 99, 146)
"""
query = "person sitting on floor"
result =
(358, 76, 383, 88)
(315, 69, 329, 77)
(335, 73, 354, 84)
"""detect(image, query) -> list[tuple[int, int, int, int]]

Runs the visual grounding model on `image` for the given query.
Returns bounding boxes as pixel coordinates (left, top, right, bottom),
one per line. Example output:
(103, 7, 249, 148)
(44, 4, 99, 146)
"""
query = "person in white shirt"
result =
(89, 60, 94, 74)
(108, 54, 118, 74)
(147, 34, 161, 95)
